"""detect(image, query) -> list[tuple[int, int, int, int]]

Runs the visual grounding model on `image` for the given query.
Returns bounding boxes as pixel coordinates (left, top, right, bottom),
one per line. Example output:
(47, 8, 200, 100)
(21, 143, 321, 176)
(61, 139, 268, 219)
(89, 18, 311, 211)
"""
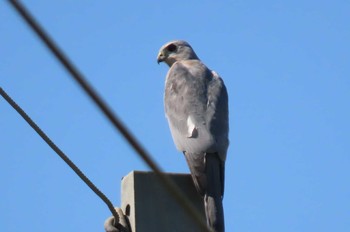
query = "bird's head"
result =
(157, 40, 199, 67)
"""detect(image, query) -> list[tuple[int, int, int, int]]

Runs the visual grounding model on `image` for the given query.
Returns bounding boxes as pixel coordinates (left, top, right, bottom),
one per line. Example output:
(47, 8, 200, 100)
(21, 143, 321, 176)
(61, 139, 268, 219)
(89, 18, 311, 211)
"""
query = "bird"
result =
(157, 40, 229, 232)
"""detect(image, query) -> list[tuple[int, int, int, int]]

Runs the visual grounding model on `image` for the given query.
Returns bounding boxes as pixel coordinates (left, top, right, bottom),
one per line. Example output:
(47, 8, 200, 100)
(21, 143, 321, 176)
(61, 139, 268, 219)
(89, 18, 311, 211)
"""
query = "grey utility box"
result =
(120, 171, 206, 232)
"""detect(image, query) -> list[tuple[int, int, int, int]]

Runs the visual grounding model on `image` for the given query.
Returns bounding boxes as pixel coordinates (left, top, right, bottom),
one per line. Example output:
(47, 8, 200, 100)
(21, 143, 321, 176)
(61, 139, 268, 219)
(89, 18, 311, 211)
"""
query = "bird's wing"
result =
(206, 71, 229, 161)
(164, 60, 228, 158)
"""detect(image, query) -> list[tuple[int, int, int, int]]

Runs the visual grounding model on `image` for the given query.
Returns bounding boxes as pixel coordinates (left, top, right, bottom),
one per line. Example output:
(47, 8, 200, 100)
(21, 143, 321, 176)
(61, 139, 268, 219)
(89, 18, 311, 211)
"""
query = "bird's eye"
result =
(166, 44, 177, 52)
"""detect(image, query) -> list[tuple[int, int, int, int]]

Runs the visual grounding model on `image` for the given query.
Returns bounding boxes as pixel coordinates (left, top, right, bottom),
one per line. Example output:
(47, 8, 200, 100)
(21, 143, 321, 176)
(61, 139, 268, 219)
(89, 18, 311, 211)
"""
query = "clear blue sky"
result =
(1, 1, 349, 231)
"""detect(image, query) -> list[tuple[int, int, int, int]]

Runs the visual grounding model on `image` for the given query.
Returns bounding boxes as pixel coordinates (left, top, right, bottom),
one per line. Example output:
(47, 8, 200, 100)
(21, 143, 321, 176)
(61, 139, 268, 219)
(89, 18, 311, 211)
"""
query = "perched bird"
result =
(157, 40, 229, 232)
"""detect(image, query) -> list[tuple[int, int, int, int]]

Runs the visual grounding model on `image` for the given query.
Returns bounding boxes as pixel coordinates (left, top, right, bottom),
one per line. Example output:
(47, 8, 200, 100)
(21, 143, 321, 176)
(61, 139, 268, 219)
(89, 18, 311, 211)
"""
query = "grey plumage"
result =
(157, 40, 229, 232)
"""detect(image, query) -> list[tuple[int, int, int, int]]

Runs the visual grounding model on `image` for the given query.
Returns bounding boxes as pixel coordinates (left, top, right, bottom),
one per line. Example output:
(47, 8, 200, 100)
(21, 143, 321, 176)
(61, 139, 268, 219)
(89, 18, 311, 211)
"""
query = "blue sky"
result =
(1, 1, 349, 231)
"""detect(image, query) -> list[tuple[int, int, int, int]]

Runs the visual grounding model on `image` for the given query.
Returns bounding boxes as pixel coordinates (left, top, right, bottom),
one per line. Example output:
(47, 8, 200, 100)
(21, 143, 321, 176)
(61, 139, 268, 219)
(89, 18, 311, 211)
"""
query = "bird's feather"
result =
(164, 60, 228, 160)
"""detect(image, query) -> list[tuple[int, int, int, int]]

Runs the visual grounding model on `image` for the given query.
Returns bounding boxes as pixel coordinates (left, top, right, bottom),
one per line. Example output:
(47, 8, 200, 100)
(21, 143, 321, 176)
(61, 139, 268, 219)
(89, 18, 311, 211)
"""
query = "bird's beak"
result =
(157, 51, 165, 64)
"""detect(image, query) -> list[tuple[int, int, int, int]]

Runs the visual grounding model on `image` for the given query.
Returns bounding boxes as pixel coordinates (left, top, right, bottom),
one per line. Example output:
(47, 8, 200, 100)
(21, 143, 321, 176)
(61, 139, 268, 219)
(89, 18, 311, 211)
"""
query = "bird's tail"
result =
(184, 152, 225, 232)
(205, 153, 225, 232)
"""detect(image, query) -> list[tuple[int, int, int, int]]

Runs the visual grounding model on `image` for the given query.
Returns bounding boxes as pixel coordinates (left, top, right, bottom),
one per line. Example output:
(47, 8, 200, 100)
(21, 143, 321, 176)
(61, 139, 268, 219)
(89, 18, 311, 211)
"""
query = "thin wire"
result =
(7, 1, 209, 231)
(0, 87, 120, 224)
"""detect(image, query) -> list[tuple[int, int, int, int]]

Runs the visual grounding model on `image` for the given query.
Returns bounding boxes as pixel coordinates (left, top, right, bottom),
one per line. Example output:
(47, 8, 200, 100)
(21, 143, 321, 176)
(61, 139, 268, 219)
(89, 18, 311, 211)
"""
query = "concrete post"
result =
(120, 171, 206, 232)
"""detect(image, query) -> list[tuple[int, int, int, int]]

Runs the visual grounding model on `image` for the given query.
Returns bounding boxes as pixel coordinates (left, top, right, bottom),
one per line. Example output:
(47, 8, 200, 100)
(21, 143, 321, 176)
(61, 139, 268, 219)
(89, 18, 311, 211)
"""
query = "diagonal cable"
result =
(7, 1, 209, 231)
(0, 87, 120, 225)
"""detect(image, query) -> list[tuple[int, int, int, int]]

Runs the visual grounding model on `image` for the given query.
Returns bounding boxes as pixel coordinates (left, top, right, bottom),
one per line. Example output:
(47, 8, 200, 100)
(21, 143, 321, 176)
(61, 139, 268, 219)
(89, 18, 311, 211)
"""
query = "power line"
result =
(0, 87, 127, 231)
(7, 1, 209, 231)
